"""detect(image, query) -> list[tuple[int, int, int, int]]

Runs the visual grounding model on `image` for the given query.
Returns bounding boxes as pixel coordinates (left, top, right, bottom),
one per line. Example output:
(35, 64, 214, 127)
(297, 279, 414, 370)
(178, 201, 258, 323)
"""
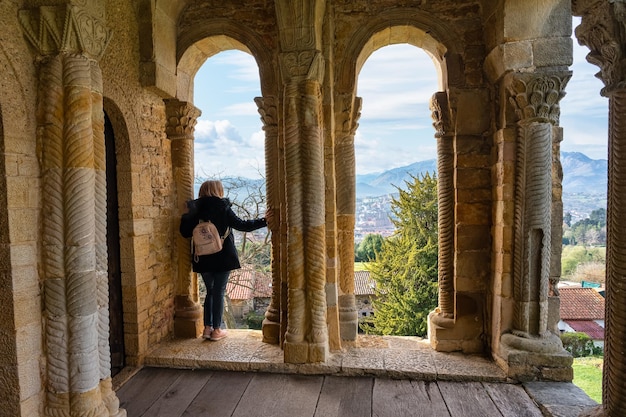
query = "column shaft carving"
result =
(603, 87, 626, 417)
(335, 94, 361, 342)
(429, 92, 455, 327)
(574, 1, 626, 413)
(501, 73, 569, 357)
(280, 49, 328, 363)
(256, 95, 283, 345)
(165, 99, 202, 338)
(21, 4, 123, 416)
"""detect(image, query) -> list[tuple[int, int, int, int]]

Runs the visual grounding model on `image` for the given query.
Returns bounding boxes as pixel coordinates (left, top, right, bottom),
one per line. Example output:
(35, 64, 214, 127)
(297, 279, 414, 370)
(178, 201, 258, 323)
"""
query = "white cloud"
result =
(194, 119, 266, 179)
(192, 30, 609, 180)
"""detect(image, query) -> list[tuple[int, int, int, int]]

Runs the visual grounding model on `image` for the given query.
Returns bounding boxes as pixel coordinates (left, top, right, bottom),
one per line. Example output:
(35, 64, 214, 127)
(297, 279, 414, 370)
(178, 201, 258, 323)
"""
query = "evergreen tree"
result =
(355, 233, 384, 261)
(365, 173, 438, 336)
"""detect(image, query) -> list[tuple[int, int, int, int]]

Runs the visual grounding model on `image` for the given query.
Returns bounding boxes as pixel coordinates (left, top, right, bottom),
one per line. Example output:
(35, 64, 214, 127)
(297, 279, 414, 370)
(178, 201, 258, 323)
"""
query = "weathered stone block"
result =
(456, 225, 491, 251)
(502, 41, 533, 70)
(453, 89, 491, 135)
(533, 36, 573, 68)
(457, 168, 492, 189)
(456, 202, 491, 225)
(504, 0, 572, 39)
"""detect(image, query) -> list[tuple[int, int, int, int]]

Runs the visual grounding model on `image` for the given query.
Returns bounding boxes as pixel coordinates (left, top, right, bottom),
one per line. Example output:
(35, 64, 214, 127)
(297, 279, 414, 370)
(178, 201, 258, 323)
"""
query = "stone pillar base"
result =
(338, 294, 358, 342)
(284, 341, 327, 364)
(174, 295, 203, 338)
(262, 319, 280, 344)
(498, 332, 573, 381)
(428, 310, 483, 353)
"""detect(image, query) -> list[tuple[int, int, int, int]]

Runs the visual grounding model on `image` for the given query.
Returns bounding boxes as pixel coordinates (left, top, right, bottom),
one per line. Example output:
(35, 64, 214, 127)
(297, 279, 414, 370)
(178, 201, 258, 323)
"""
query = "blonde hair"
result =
(198, 180, 224, 198)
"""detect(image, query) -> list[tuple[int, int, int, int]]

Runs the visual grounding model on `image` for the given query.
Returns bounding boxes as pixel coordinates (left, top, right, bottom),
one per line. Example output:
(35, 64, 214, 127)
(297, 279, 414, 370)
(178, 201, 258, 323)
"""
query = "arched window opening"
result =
(192, 49, 270, 329)
(354, 43, 440, 337)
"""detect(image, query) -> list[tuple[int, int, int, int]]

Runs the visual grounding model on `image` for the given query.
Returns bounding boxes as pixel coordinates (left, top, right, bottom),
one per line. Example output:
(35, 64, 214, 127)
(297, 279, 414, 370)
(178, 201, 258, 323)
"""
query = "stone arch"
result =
(173, 18, 282, 342)
(176, 19, 278, 103)
(333, 10, 488, 351)
(337, 9, 462, 94)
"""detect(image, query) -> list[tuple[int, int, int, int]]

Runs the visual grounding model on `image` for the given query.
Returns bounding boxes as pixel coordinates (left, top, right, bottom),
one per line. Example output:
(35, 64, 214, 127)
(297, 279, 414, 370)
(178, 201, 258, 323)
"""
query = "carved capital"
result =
(255, 96, 279, 129)
(507, 73, 571, 125)
(336, 94, 362, 142)
(19, 4, 112, 60)
(164, 100, 202, 139)
(430, 91, 453, 138)
(573, 0, 626, 95)
(280, 50, 324, 83)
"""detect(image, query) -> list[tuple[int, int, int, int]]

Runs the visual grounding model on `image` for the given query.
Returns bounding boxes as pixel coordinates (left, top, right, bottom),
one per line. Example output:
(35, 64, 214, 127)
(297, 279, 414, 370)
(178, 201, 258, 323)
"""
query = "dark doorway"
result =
(105, 112, 125, 376)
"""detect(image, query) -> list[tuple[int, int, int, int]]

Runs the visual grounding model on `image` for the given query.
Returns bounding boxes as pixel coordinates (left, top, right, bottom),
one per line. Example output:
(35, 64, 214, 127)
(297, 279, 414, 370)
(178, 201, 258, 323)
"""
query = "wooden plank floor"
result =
(116, 367, 544, 417)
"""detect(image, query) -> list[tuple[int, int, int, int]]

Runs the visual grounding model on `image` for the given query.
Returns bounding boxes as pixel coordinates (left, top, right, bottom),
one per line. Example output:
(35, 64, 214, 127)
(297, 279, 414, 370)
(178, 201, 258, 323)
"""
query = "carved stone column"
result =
(499, 72, 572, 381)
(279, 51, 328, 363)
(574, 1, 626, 415)
(275, 0, 328, 363)
(255, 95, 283, 345)
(165, 100, 202, 338)
(20, 4, 124, 417)
(335, 94, 361, 342)
(428, 92, 456, 337)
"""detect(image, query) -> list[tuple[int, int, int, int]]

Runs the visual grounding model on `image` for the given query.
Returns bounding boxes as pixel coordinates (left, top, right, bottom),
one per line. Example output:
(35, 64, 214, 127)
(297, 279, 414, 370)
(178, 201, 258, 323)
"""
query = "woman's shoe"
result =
(202, 327, 213, 340)
(210, 328, 228, 341)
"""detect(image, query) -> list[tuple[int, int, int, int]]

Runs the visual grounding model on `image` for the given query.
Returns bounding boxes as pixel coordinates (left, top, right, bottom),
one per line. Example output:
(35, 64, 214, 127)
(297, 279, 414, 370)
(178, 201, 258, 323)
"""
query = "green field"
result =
(354, 262, 369, 271)
(573, 356, 603, 403)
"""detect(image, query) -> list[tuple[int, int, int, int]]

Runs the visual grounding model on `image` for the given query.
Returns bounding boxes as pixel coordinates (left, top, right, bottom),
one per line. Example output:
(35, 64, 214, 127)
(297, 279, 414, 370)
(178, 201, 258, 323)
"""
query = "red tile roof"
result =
(355, 271, 375, 295)
(559, 287, 605, 320)
(226, 268, 256, 300)
(226, 267, 273, 300)
(565, 320, 605, 340)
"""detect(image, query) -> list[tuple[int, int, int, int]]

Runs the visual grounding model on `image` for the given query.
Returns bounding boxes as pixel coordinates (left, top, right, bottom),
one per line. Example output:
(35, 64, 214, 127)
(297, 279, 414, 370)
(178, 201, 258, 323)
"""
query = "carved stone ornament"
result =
(430, 91, 452, 138)
(280, 50, 324, 82)
(507, 73, 571, 125)
(255, 96, 279, 128)
(573, 0, 626, 95)
(165, 101, 202, 138)
(19, 4, 112, 60)
(336, 94, 362, 140)
(274, 0, 321, 51)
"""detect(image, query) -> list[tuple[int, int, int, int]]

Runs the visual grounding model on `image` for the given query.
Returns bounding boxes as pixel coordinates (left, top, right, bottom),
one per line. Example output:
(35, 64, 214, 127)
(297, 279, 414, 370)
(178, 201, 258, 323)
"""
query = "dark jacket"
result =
(179, 196, 267, 273)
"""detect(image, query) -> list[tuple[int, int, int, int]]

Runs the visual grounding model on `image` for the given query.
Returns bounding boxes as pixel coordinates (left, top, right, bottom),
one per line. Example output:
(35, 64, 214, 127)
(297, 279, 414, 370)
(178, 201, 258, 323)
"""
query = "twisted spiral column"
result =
(604, 88, 626, 415)
(256, 95, 283, 345)
(428, 91, 455, 333)
(499, 74, 570, 379)
(282, 75, 328, 363)
(511, 122, 552, 337)
(21, 4, 123, 415)
(336, 95, 361, 342)
(165, 100, 202, 338)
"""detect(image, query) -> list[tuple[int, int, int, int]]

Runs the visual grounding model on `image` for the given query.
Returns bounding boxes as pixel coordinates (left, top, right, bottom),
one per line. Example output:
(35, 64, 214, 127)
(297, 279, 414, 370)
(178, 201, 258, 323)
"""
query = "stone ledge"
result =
(141, 330, 507, 382)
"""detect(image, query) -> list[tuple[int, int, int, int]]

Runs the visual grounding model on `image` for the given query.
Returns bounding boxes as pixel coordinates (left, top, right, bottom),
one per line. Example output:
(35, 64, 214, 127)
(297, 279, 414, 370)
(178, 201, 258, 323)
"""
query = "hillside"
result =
(355, 152, 607, 221)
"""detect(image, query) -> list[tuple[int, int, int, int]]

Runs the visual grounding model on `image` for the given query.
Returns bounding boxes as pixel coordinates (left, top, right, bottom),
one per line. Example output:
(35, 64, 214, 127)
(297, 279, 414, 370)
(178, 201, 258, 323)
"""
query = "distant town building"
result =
(558, 287, 605, 348)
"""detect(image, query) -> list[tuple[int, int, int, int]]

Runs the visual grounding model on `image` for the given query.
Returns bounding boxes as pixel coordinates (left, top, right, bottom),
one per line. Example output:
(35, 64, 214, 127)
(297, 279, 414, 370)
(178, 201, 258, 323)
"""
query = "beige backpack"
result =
(191, 220, 230, 261)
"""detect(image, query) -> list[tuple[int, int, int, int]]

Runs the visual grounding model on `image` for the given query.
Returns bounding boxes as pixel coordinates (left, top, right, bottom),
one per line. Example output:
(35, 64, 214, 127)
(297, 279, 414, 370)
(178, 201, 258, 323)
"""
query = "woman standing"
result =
(180, 180, 270, 341)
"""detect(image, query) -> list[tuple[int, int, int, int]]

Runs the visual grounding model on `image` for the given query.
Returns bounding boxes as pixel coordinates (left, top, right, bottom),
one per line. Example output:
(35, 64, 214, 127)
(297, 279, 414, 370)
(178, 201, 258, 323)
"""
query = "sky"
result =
(193, 18, 608, 180)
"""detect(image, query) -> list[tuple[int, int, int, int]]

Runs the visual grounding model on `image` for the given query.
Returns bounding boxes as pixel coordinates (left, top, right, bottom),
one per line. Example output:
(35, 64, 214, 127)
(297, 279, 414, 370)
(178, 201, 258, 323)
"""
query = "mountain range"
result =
(356, 151, 607, 199)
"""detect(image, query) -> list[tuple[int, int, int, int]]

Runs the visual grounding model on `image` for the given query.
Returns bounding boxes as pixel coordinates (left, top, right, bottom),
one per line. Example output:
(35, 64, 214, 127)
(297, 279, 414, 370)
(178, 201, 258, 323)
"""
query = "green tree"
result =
(365, 173, 438, 337)
(355, 234, 384, 261)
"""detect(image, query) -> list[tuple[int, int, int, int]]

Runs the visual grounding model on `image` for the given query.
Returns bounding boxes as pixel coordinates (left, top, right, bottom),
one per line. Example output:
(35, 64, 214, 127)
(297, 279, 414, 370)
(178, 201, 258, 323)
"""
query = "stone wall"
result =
(100, 0, 178, 366)
(0, 2, 43, 415)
